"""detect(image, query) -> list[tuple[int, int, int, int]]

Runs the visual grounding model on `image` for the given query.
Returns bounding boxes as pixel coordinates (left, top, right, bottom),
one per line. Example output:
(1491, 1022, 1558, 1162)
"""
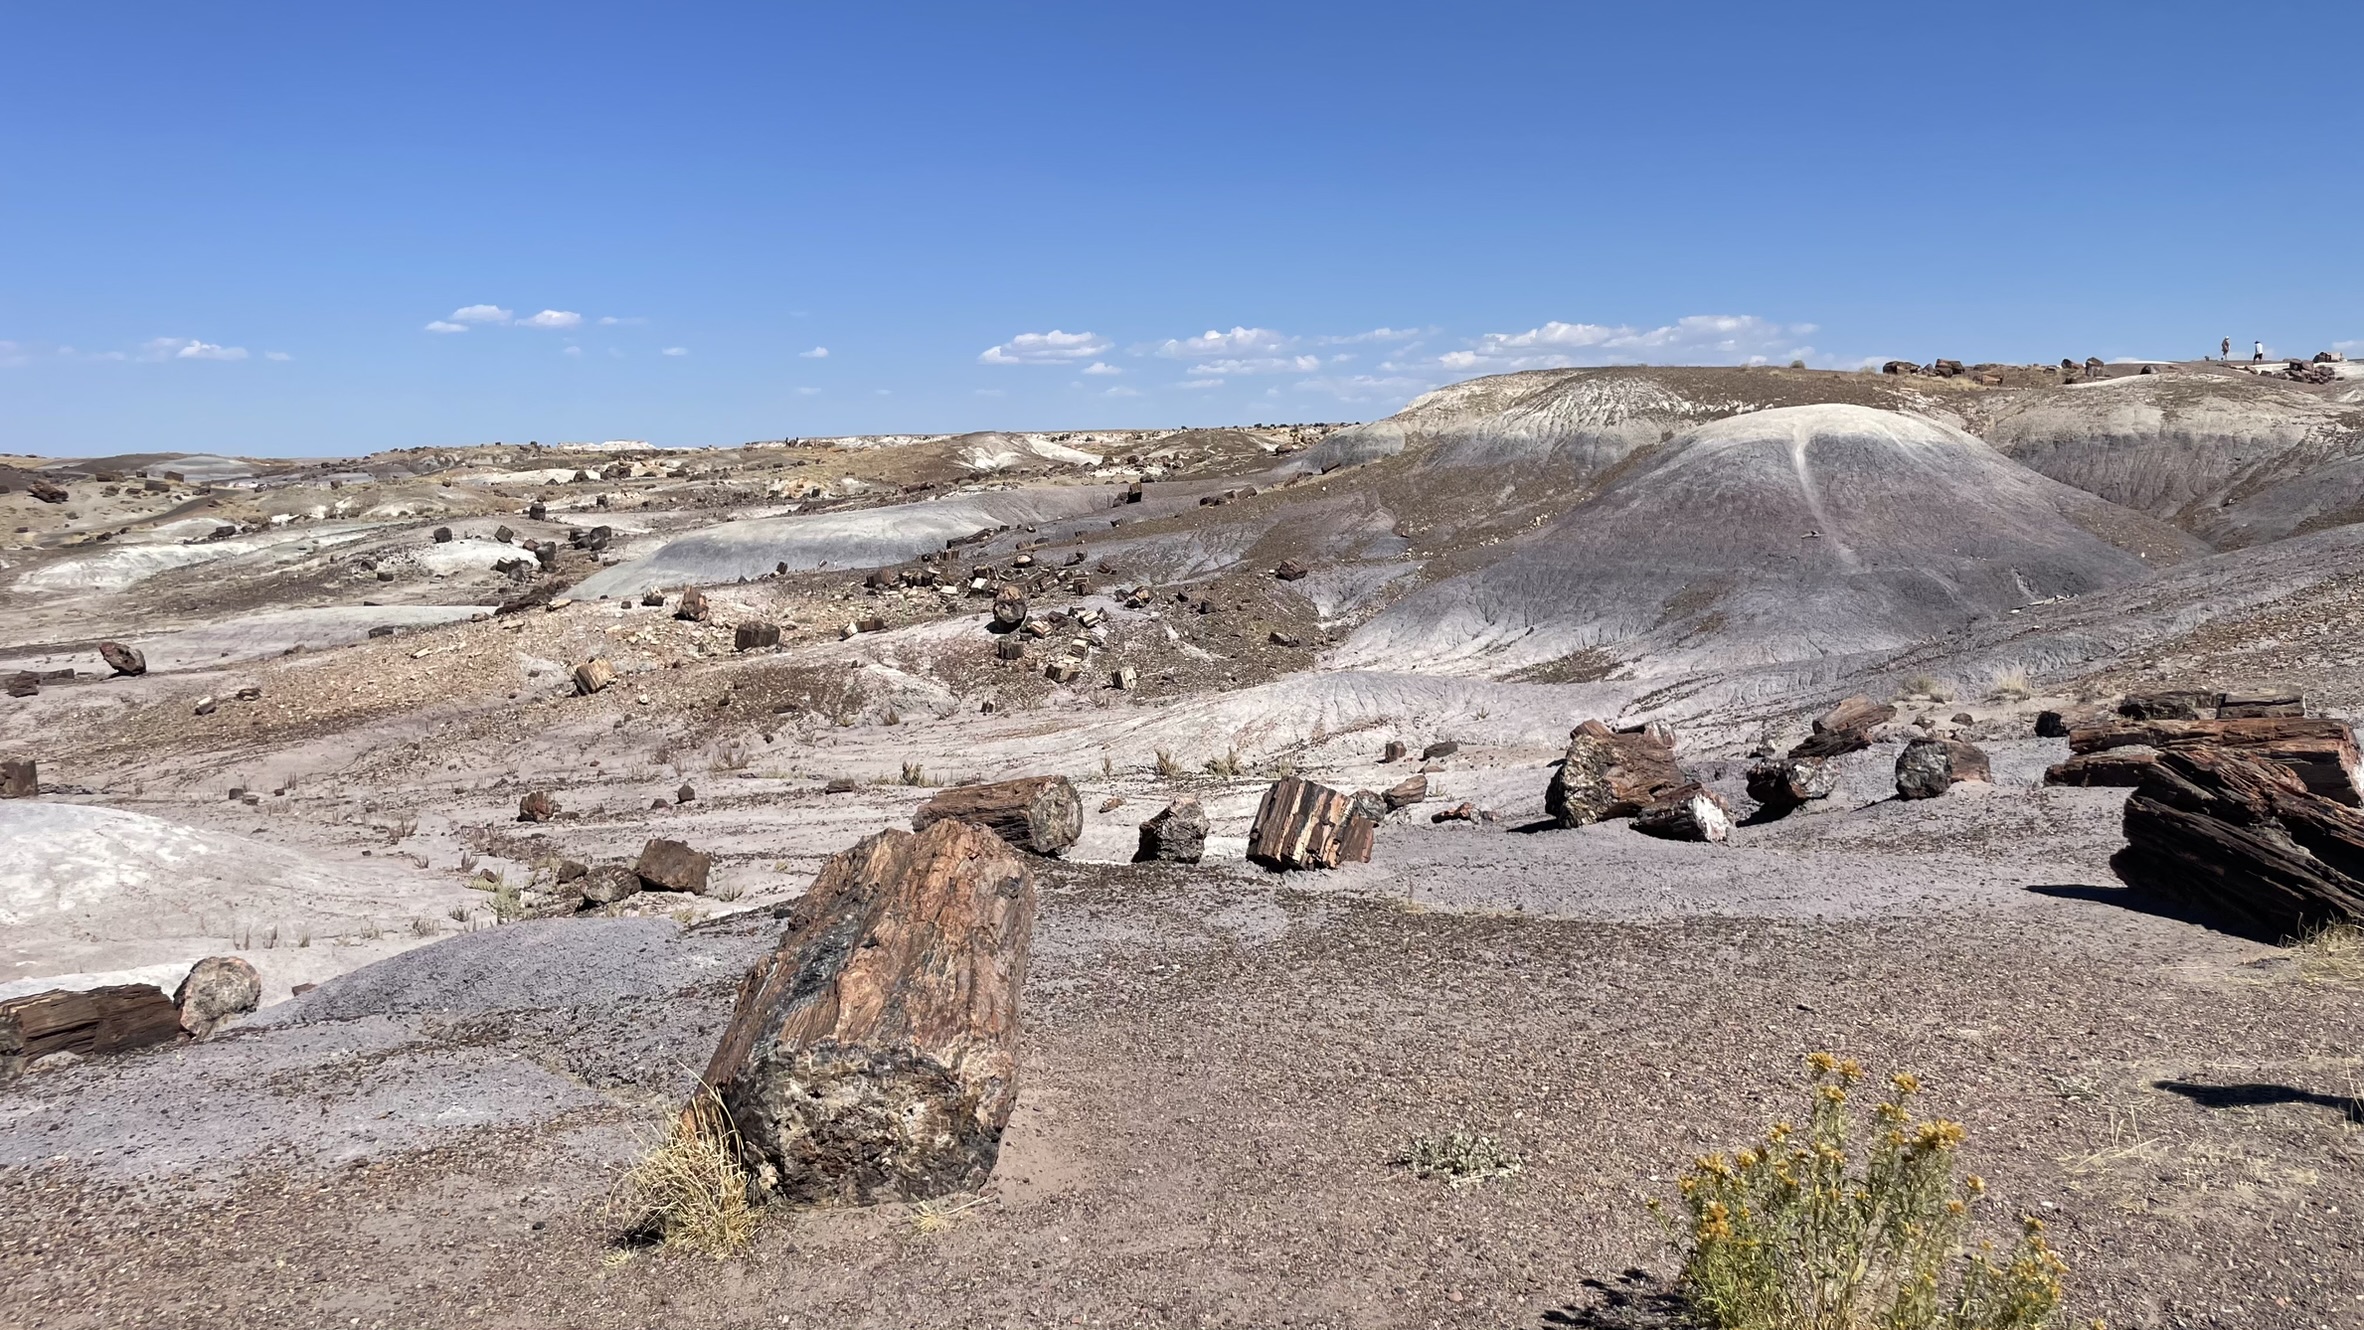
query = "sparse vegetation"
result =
(1988, 667, 2033, 702)
(1154, 748, 1184, 779)
(910, 1193, 994, 1235)
(1898, 674, 1955, 703)
(710, 740, 753, 772)
(1401, 1130, 1521, 1186)
(2297, 922, 2364, 984)
(1203, 747, 1244, 777)
(900, 761, 927, 786)
(1657, 1054, 2069, 1330)
(620, 1088, 758, 1256)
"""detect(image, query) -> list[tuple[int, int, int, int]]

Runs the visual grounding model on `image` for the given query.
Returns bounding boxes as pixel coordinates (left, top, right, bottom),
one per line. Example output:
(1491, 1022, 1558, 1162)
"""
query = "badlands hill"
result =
(4, 358, 2363, 1327)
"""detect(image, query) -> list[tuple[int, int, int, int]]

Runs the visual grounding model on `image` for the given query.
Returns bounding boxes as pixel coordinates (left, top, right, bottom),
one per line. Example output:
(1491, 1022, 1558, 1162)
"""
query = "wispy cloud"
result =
(662, 346, 689, 357)
(1189, 355, 1321, 376)
(1153, 326, 1294, 359)
(1437, 314, 1818, 372)
(424, 320, 470, 334)
(1315, 327, 1430, 345)
(1081, 361, 1122, 376)
(1292, 373, 1435, 404)
(449, 304, 513, 324)
(1102, 385, 1141, 398)
(597, 315, 647, 326)
(264, 351, 292, 361)
(563, 345, 584, 358)
(1178, 378, 1225, 389)
(143, 337, 248, 362)
(975, 387, 1007, 397)
(979, 329, 1111, 365)
(799, 346, 829, 359)
(795, 386, 822, 396)
(522, 309, 582, 330)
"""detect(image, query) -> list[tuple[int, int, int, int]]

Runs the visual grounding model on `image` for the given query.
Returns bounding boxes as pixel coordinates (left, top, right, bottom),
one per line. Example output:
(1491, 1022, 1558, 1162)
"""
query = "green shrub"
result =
(1658, 1054, 2069, 1330)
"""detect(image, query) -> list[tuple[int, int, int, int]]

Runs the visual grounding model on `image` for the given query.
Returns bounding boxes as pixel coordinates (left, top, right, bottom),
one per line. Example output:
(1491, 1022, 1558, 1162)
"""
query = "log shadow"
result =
(2154, 1079, 2364, 1124)
(1539, 1268, 1693, 1328)
(2023, 881, 2244, 934)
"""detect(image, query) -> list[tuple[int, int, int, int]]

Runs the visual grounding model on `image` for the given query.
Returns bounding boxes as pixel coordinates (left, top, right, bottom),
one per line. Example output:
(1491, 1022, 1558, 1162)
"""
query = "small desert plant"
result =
(1154, 748, 1184, 779)
(385, 817, 418, 843)
(409, 916, 438, 937)
(1988, 667, 2033, 703)
(710, 741, 753, 772)
(1402, 1130, 1521, 1186)
(1789, 359, 1808, 370)
(1656, 1054, 2069, 1330)
(620, 1088, 758, 1256)
(488, 875, 526, 923)
(2297, 921, 2364, 984)
(1897, 674, 1954, 703)
(910, 1193, 994, 1235)
(1203, 747, 1244, 778)
(900, 761, 927, 786)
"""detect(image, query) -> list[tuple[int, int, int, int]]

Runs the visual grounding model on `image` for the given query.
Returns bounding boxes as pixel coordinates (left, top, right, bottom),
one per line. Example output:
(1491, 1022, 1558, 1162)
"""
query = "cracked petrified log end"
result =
(704, 820, 1037, 1206)
(1135, 798, 1209, 864)
(911, 775, 1081, 856)
(1, 757, 35, 799)
(1895, 737, 1990, 800)
(1744, 757, 1837, 816)
(517, 790, 559, 822)
(1380, 740, 1407, 764)
(674, 587, 710, 622)
(572, 659, 616, 695)
(2044, 750, 2158, 787)
(1631, 783, 1733, 843)
(635, 838, 712, 894)
(174, 956, 261, 1039)
(1545, 720, 1690, 829)
(1246, 777, 1375, 871)
(98, 642, 146, 677)
(1, 985, 181, 1077)
(1382, 775, 1428, 811)
(2067, 717, 2360, 806)
(2111, 747, 2364, 942)
(991, 585, 1028, 629)
(734, 620, 781, 651)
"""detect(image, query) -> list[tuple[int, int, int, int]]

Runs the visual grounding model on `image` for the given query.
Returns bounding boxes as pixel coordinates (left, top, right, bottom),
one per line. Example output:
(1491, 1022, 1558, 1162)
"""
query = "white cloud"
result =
(142, 338, 248, 362)
(264, 351, 292, 361)
(2334, 339, 2360, 352)
(1081, 361, 1122, 376)
(563, 345, 583, 358)
(522, 309, 583, 330)
(597, 316, 647, 326)
(1293, 373, 1436, 404)
(979, 329, 1111, 365)
(424, 320, 470, 334)
(1439, 315, 1819, 373)
(449, 304, 512, 324)
(794, 386, 822, 396)
(1316, 327, 1428, 345)
(1179, 378, 1224, 389)
(1189, 355, 1322, 376)
(799, 346, 829, 359)
(1154, 326, 1293, 359)
(1102, 385, 1141, 398)
(661, 346, 689, 357)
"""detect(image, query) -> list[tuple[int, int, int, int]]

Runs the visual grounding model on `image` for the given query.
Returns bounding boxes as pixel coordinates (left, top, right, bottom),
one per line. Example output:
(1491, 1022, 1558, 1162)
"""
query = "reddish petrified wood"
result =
(2113, 747, 2364, 941)
(911, 775, 1081, 855)
(1246, 777, 1375, 870)
(2068, 717, 2360, 806)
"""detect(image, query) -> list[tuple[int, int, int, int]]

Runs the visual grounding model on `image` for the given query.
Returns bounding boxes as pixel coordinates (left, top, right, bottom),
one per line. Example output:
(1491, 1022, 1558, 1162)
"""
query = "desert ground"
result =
(4, 356, 2363, 1328)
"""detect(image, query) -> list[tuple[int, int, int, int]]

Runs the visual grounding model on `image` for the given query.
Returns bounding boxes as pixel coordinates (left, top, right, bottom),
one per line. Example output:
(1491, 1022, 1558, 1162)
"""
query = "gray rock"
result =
(175, 956, 261, 1038)
(1134, 799, 1209, 864)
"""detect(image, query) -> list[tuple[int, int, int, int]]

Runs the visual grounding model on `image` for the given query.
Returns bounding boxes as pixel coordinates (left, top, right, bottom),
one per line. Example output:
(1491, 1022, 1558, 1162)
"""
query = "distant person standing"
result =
(2220, 336, 2231, 361)
(2254, 340, 2266, 361)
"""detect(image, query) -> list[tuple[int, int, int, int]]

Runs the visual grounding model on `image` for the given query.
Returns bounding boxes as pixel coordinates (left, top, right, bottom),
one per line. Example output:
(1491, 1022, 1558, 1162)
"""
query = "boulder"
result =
(580, 864, 642, 905)
(1246, 777, 1376, 870)
(911, 775, 1082, 856)
(703, 821, 1036, 1205)
(27, 480, 69, 504)
(676, 783, 695, 804)
(1744, 756, 1838, 815)
(1134, 799, 1210, 864)
(6, 671, 36, 698)
(517, 790, 560, 822)
(1421, 741, 1460, 761)
(432, 526, 453, 543)
(1382, 775, 1428, 811)
(735, 621, 781, 651)
(1381, 740, 1408, 764)
(1896, 737, 1990, 800)
(2112, 747, 2364, 941)
(1, 985, 182, 1077)
(572, 659, 617, 695)
(635, 838, 712, 894)
(98, 642, 146, 677)
(675, 587, 711, 622)
(1545, 720, 1689, 828)
(1, 757, 34, 799)
(174, 957, 261, 1038)
(1269, 631, 1303, 648)
(2067, 717, 2361, 806)
(1273, 559, 1310, 582)
(1631, 784, 1732, 843)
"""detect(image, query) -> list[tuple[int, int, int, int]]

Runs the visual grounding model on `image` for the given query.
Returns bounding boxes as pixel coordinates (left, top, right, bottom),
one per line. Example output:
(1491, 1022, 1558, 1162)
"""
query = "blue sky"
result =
(3, 3, 2356, 457)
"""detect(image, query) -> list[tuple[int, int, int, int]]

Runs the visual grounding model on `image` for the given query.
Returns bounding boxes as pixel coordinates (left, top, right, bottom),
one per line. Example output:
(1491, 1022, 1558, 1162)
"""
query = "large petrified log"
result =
(2116, 690, 2218, 721)
(2044, 750, 2158, 787)
(1632, 783, 1732, 843)
(1546, 720, 1690, 828)
(2112, 748, 2364, 941)
(911, 775, 1081, 856)
(2217, 686, 2304, 720)
(1745, 756, 1838, 816)
(704, 821, 1036, 1205)
(1, 984, 182, 1077)
(1246, 777, 1375, 870)
(2067, 717, 2361, 806)
(1787, 693, 1897, 758)
(1895, 737, 1991, 800)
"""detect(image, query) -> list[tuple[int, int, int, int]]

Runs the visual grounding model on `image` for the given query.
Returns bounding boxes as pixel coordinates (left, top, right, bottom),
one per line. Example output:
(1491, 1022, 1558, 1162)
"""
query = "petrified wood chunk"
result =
(175, 957, 261, 1038)
(2044, 750, 2158, 787)
(517, 790, 559, 822)
(98, 642, 146, 677)
(990, 585, 1028, 629)
(1631, 783, 1732, 843)
(1382, 775, 1428, 811)
(1745, 756, 1837, 815)
(1246, 777, 1376, 870)
(911, 775, 1081, 856)
(635, 838, 712, 894)
(2112, 748, 2364, 942)
(2068, 717, 2360, 806)
(572, 658, 617, 695)
(1546, 720, 1689, 828)
(1, 757, 34, 800)
(1, 984, 181, 1077)
(704, 821, 1037, 1205)
(735, 620, 781, 651)
(675, 587, 710, 622)
(1895, 737, 1990, 800)
(1135, 798, 1209, 864)
(2217, 686, 2305, 719)
(2117, 690, 2218, 721)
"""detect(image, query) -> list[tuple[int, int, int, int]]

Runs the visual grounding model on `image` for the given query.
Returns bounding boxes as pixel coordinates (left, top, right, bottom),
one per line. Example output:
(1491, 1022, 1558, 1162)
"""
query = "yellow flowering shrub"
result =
(1656, 1055, 2069, 1330)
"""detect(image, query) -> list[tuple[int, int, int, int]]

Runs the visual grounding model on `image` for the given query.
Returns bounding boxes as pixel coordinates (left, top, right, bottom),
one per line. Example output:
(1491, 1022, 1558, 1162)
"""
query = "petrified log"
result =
(1746, 756, 1837, 815)
(1273, 559, 1310, 581)
(2067, 717, 2360, 805)
(1135, 799, 1209, 864)
(1895, 737, 1990, 800)
(2218, 686, 2305, 719)
(635, 838, 712, 894)
(994, 636, 1025, 662)
(432, 526, 454, 543)
(1546, 720, 1689, 828)
(1381, 740, 1407, 764)
(990, 585, 1028, 630)
(1, 985, 182, 1076)
(98, 641, 146, 677)
(1817, 694, 1897, 736)
(1382, 775, 1428, 811)
(175, 957, 260, 1038)
(704, 821, 1036, 1205)
(517, 790, 559, 822)
(1247, 777, 1375, 870)
(2117, 690, 2217, 721)
(911, 775, 1081, 856)
(1632, 783, 1732, 843)
(675, 587, 711, 622)
(2044, 750, 2158, 787)
(572, 658, 617, 695)
(1, 758, 34, 800)
(735, 620, 781, 651)
(2112, 748, 2364, 941)
(6, 671, 36, 698)
(1422, 741, 1460, 760)
(580, 864, 641, 905)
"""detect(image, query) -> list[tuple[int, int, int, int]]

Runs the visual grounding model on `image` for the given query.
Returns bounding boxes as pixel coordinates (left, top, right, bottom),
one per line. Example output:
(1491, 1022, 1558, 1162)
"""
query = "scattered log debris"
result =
(911, 775, 1081, 856)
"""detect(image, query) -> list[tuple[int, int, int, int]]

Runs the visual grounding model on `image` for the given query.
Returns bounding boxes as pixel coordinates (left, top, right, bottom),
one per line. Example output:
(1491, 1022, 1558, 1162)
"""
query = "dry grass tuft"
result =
(2297, 922, 2364, 984)
(1988, 666, 2034, 702)
(900, 761, 928, 787)
(620, 1088, 759, 1257)
(1401, 1130, 1521, 1186)
(909, 1193, 994, 1236)
(1153, 748, 1184, 780)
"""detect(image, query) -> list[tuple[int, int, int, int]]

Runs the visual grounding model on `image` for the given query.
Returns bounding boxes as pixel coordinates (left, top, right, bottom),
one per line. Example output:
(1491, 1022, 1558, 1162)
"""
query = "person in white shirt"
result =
(2254, 340, 2266, 361)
